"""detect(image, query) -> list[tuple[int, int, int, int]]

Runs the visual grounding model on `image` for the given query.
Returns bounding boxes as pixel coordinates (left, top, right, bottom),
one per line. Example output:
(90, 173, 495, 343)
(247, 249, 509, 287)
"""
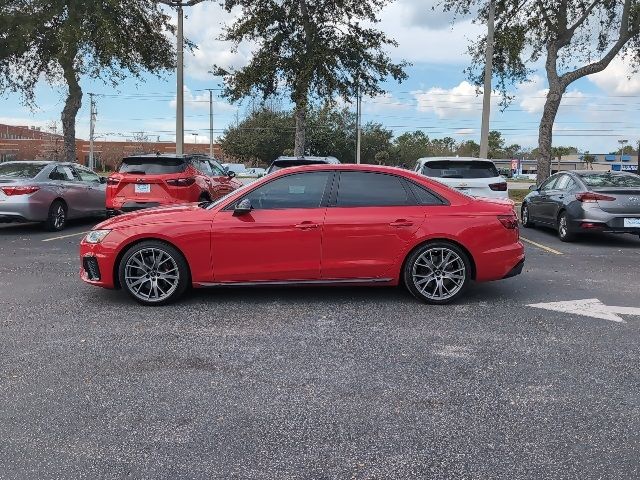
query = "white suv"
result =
(414, 157, 508, 199)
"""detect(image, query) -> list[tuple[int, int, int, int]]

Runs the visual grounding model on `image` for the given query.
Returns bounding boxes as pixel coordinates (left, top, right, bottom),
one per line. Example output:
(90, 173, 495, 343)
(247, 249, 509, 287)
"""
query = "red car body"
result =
(106, 154, 242, 214)
(81, 164, 524, 303)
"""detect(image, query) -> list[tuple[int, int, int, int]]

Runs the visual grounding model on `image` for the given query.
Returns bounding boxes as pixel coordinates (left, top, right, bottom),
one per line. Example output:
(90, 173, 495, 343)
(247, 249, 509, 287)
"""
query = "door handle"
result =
(390, 219, 413, 227)
(295, 222, 319, 230)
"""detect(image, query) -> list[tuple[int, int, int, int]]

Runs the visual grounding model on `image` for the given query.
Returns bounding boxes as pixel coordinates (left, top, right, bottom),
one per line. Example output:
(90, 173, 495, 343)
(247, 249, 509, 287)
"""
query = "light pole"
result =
(158, 0, 206, 155)
(618, 139, 628, 172)
(193, 132, 198, 149)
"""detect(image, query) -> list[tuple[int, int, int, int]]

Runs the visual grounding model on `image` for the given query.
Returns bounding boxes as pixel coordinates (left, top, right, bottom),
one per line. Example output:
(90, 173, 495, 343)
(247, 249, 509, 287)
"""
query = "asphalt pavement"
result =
(1, 219, 639, 479)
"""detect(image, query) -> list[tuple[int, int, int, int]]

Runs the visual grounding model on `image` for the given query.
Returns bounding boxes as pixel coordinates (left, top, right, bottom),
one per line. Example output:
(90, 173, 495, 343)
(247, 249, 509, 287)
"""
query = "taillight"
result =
(166, 177, 195, 187)
(575, 192, 615, 202)
(0, 185, 40, 196)
(489, 182, 508, 191)
(498, 214, 519, 229)
(106, 177, 120, 185)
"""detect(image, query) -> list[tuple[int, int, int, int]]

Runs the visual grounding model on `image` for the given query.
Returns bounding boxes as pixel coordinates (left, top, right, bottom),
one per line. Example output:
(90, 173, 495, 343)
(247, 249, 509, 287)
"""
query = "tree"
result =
(552, 145, 578, 171)
(360, 123, 393, 164)
(456, 140, 480, 157)
(0, 1, 177, 162)
(216, 0, 408, 156)
(582, 151, 596, 170)
(390, 131, 431, 167)
(487, 130, 505, 158)
(442, 0, 640, 183)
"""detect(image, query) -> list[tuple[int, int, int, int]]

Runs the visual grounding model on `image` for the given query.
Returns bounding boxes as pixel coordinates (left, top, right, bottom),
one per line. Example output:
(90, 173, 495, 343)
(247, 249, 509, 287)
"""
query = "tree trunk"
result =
(294, 101, 306, 157)
(60, 58, 82, 163)
(536, 87, 562, 184)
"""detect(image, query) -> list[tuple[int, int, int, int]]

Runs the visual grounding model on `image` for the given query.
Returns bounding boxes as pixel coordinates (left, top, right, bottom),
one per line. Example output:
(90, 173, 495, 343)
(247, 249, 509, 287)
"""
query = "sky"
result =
(1, 0, 639, 154)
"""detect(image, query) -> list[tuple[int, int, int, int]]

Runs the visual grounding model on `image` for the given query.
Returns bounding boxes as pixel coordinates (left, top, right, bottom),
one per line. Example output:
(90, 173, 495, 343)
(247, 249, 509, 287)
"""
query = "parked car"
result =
(106, 154, 242, 215)
(80, 164, 524, 306)
(266, 156, 340, 175)
(522, 170, 640, 242)
(222, 163, 246, 175)
(237, 167, 266, 178)
(0, 161, 106, 231)
(414, 157, 508, 199)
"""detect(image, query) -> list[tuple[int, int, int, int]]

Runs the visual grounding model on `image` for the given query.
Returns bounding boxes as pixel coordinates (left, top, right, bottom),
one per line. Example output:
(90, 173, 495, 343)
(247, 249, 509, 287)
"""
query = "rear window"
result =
(118, 157, 186, 175)
(421, 161, 499, 179)
(579, 172, 640, 188)
(0, 162, 45, 178)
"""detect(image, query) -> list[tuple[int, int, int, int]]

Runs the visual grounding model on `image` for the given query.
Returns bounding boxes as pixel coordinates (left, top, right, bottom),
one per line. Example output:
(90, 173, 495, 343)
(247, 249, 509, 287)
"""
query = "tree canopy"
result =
(0, 0, 177, 161)
(215, 0, 408, 156)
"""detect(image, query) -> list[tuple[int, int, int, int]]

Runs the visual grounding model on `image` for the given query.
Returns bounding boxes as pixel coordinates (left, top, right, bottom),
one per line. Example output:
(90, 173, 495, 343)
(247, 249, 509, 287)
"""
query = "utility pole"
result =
(479, 0, 495, 159)
(356, 82, 362, 164)
(618, 139, 628, 172)
(207, 89, 214, 157)
(158, 0, 206, 155)
(89, 93, 96, 170)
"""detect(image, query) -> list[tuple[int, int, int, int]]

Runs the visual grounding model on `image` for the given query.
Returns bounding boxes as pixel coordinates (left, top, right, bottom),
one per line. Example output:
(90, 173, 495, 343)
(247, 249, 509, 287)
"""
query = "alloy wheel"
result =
(411, 247, 466, 301)
(559, 215, 568, 238)
(124, 248, 180, 302)
(53, 204, 66, 229)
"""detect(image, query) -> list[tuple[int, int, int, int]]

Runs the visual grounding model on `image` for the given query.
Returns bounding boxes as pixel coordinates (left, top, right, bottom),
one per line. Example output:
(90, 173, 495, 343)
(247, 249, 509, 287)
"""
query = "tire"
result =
(521, 203, 534, 228)
(44, 200, 67, 231)
(557, 211, 575, 242)
(403, 241, 472, 305)
(198, 193, 211, 203)
(118, 240, 190, 306)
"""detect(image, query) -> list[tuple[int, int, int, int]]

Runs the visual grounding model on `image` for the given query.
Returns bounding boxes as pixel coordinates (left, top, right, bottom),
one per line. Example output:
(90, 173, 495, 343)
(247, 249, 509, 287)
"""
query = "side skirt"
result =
(194, 278, 394, 288)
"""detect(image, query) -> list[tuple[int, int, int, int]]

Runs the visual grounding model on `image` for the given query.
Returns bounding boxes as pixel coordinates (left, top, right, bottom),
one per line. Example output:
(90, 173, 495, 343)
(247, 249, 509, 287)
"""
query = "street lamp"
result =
(157, 0, 206, 155)
(618, 139, 628, 172)
(193, 133, 198, 148)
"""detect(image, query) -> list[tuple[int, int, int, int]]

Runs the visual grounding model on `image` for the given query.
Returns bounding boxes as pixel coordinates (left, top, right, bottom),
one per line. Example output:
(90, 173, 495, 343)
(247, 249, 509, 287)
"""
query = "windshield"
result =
(118, 157, 186, 175)
(421, 161, 499, 179)
(0, 162, 46, 178)
(580, 172, 640, 188)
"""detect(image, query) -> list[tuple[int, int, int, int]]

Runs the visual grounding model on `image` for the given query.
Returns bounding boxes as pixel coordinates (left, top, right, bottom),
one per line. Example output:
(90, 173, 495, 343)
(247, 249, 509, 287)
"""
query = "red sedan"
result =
(80, 164, 524, 305)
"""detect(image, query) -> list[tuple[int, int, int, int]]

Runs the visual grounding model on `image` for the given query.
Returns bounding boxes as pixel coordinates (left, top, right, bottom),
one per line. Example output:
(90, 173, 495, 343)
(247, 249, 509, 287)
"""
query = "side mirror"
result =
(528, 184, 538, 191)
(227, 170, 236, 178)
(233, 198, 252, 216)
(99, 176, 107, 184)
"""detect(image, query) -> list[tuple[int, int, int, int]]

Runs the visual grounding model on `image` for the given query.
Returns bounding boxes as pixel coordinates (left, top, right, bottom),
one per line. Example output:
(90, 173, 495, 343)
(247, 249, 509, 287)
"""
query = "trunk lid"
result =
(592, 188, 640, 214)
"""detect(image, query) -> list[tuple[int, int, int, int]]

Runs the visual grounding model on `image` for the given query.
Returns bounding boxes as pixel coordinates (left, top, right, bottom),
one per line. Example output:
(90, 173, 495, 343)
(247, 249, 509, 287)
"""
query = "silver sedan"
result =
(0, 161, 106, 231)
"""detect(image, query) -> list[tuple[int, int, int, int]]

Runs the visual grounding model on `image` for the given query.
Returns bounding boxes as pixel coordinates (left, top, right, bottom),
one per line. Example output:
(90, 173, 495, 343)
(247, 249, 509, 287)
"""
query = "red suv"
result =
(106, 154, 242, 215)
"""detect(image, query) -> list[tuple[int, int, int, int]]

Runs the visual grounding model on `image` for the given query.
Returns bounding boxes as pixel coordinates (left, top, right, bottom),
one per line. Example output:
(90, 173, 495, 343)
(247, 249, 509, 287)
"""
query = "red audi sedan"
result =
(80, 164, 524, 305)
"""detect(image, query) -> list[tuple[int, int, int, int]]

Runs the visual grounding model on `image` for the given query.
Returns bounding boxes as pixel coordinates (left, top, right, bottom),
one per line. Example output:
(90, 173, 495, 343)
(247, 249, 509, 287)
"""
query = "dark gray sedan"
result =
(0, 161, 106, 231)
(522, 170, 640, 242)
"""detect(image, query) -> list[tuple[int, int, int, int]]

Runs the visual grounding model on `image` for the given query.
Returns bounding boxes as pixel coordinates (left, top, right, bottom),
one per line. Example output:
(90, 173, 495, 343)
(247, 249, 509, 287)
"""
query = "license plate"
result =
(134, 184, 150, 194)
(623, 218, 640, 227)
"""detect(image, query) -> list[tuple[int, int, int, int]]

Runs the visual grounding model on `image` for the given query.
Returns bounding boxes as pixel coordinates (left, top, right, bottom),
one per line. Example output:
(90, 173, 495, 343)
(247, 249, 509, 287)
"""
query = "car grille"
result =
(83, 256, 101, 281)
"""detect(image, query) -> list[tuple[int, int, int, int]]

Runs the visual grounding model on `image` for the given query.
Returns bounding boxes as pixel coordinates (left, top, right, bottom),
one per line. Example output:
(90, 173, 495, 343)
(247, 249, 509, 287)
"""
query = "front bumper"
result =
(80, 241, 118, 289)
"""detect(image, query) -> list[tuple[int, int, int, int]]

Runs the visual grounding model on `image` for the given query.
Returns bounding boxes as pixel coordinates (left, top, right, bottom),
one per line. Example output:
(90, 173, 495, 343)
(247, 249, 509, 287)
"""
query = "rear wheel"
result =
(557, 212, 575, 242)
(521, 203, 534, 228)
(118, 240, 190, 305)
(403, 242, 471, 305)
(44, 200, 66, 231)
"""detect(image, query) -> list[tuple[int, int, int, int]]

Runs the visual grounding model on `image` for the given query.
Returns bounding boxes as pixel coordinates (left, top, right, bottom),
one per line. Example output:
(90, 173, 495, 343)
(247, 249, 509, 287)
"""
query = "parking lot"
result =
(1, 219, 639, 478)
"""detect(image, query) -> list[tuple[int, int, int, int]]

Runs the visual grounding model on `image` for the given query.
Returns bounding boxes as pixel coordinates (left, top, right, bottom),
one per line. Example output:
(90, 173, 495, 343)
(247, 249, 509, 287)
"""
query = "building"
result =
(493, 152, 639, 175)
(0, 123, 223, 170)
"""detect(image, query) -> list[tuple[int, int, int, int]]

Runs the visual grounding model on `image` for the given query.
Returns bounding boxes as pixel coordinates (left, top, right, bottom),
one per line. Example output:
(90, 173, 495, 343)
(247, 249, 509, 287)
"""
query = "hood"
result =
(95, 203, 206, 230)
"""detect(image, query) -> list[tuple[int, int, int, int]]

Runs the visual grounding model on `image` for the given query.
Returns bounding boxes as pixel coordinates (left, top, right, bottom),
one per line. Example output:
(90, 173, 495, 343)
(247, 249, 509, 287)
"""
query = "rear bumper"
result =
(503, 259, 525, 279)
(0, 196, 48, 222)
(567, 209, 640, 234)
(475, 241, 525, 282)
(108, 201, 161, 214)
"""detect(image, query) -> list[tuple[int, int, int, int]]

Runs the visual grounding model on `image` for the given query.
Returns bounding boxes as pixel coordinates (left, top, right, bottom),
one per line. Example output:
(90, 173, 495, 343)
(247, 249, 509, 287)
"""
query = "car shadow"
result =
(526, 225, 639, 248)
(0, 217, 103, 235)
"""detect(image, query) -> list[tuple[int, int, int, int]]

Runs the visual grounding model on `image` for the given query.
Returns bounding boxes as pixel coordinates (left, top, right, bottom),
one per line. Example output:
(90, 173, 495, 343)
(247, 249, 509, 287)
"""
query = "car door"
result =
(321, 171, 427, 280)
(209, 160, 237, 199)
(547, 174, 573, 220)
(211, 171, 332, 282)
(48, 165, 85, 218)
(73, 166, 106, 215)
(529, 175, 558, 224)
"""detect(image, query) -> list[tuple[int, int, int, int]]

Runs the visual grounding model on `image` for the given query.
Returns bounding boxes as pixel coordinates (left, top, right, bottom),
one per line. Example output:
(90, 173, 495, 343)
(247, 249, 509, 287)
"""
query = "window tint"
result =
(243, 172, 330, 209)
(0, 162, 45, 178)
(118, 157, 187, 175)
(421, 161, 499, 179)
(407, 182, 445, 205)
(539, 176, 558, 191)
(209, 160, 226, 176)
(579, 172, 640, 188)
(49, 166, 75, 181)
(336, 172, 410, 207)
(75, 167, 100, 182)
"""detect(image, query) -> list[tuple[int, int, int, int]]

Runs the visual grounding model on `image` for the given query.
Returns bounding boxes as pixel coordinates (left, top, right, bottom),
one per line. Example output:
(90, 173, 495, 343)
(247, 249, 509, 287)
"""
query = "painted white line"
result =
(520, 237, 563, 255)
(42, 231, 90, 242)
(528, 298, 640, 323)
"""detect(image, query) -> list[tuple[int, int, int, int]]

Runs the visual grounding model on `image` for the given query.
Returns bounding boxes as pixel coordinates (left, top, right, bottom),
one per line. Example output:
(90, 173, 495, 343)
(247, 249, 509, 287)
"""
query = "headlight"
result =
(84, 230, 111, 244)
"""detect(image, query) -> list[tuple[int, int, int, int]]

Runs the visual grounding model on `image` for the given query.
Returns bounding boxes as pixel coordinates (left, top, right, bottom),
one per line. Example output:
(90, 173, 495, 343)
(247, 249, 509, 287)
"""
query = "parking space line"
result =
(42, 231, 90, 242)
(521, 237, 563, 255)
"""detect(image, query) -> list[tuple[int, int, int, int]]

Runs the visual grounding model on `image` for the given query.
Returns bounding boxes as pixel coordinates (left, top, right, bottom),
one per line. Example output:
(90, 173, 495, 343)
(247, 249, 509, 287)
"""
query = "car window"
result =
(118, 157, 187, 175)
(242, 171, 330, 209)
(209, 160, 226, 176)
(336, 171, 410, 207)
(421, 161, 499, 179)
(579, 172, 640, 188)
(539, 176, 559, 191)
(554, 175, 570, 190)
(75, 167, 101, 183)
(49, 166, 75, 181)
(0, 162, 45, 178)
(407, 182, 445, 205)
(192, 159, 212, 175)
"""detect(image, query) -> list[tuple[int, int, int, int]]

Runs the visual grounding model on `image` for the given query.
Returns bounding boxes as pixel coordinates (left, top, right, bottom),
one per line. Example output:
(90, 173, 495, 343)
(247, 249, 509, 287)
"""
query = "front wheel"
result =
(118, 241, 190, 305)
(521, 203, 534, 228)
(403, 242, 471, 305)
(557, 212, 575, 242)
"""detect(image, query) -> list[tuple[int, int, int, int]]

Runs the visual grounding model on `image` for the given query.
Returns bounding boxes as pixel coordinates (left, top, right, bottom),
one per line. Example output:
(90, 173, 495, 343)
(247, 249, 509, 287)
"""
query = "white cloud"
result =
(412, 81, 500, 118)
(517, 76, 585, 114)
(589, 56, 640, 95)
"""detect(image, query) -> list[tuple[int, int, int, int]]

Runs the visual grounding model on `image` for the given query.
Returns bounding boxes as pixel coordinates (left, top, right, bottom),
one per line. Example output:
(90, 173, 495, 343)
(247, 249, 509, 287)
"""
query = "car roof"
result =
(269, 163, 419, 176)
(572, 170, 635, 176)
(123, 153, 211, 159)
(416, 157, 493, 164)
(273, 156, 340, 164)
